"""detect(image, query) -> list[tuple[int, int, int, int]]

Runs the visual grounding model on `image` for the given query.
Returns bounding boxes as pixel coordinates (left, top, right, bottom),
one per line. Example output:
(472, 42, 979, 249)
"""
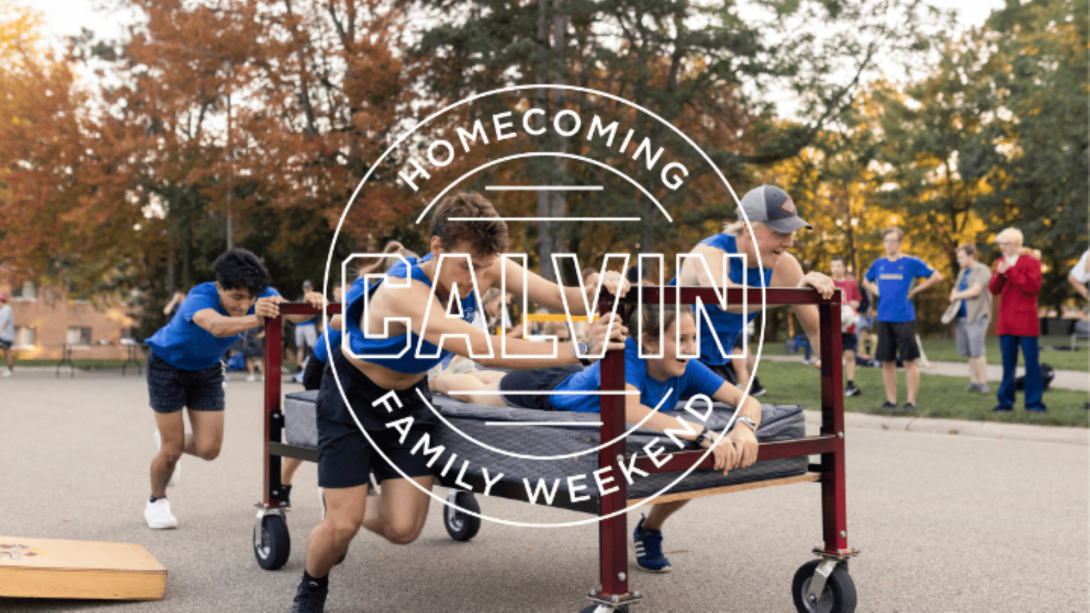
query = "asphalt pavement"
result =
(0, 373, 1087, 612)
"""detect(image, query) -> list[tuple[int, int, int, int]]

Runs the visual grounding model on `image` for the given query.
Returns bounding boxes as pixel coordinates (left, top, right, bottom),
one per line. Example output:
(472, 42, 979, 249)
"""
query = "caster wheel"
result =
(443, 490, 481, 541)
(792, 559, 857, 613)
(578, 605, 629, 612)
(254, 513, 291, 570)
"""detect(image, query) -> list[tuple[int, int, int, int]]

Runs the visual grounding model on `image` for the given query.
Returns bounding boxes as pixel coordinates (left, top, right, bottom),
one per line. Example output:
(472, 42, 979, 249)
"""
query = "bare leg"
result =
(186, 408, 224, 460)
(642, 500, 689, 531)
(904, 360, 920, 404)
(246, 358, 257, 377)
(733, 351, 751, 389)
(844, 349, 856, 382)
(881, 361, 898, 404)
(969, 356, 986, 385)
(430, 373, 507, 407)
(471, 370, 506, 385)
(361, 476, 434, 544)
(305, 485, 368, 578)
(3, 347, 12, 369)
(150, 411, 185, 498)
(282, 457, 303, 486)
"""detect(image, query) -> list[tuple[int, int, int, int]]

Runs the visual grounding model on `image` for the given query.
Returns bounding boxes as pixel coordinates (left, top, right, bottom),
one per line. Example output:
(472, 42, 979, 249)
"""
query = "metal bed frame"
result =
(253, 285, 859, 612)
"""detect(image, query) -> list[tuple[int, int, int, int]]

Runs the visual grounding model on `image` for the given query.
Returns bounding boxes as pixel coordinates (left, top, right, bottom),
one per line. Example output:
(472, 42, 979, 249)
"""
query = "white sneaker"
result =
(1, 369, 11, 377)
(246, 374, 256, 382)
(153, 430, 179, 487)
(145, 497, 178, 529)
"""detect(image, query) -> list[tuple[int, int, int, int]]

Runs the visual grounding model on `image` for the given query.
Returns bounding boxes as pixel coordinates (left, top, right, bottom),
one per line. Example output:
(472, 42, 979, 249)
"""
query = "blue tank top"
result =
(344, 254, 480, 374)
(669, 233, 773, 366)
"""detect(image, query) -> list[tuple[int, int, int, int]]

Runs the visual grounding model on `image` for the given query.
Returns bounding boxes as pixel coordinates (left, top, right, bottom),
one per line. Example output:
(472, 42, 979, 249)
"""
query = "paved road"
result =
(1, 375, 1087, 611)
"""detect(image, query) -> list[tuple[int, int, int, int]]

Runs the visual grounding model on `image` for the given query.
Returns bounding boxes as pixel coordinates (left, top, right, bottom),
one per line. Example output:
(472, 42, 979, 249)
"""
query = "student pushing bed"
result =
(290, 192, 629, 612)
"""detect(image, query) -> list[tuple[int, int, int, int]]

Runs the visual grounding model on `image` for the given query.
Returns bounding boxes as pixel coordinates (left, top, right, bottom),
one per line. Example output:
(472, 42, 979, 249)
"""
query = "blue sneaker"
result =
(633, 515, 671, 573)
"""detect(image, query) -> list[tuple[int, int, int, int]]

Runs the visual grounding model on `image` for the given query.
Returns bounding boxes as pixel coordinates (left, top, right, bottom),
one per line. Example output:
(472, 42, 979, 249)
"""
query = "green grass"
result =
(755, 335, 1089, 372)
(754, 362, 1089, 428)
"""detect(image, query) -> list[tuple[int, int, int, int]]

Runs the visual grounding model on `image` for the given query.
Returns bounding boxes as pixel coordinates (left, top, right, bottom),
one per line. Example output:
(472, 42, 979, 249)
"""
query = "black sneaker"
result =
(750, 378, 767, 398)
(881, 401, 897, 410)
(291, 578, 328, 613)
(281, 485, 293, 508)
(900, 402, 917, 412)
(845, 383, 861, 397)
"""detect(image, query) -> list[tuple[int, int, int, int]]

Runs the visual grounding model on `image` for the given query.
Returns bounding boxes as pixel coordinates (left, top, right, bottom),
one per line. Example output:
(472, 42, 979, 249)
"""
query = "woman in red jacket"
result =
(989, 228, 1046, 412)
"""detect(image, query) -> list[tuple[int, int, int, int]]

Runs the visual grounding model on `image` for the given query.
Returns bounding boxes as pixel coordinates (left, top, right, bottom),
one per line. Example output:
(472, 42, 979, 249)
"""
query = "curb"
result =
(805, 410, 1089, 446)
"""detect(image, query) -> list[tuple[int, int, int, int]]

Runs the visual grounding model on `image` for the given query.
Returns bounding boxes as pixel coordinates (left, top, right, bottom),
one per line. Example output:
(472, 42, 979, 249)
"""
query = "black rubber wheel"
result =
(792, 560, 857, 613)
(254, 513, 291, 570)
(443, 490, 481, 542)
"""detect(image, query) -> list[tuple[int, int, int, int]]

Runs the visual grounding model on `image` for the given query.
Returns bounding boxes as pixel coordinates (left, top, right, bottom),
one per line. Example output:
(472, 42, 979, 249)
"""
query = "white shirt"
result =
(1073, 250, 1090, 284)
(0, 304, 13, 342)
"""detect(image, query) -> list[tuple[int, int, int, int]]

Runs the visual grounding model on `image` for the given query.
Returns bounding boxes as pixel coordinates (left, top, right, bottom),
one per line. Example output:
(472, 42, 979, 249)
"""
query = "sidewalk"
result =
(764, 354, 1089, 392)
(804, 410, 1089, 446)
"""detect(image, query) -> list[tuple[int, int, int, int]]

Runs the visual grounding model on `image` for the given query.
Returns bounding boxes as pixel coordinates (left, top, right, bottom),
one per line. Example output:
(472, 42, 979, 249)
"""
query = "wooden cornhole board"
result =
(0, 536, 166, 600)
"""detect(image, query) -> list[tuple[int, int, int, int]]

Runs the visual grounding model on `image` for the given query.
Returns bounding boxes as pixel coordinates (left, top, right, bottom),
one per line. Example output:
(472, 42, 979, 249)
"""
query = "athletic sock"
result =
(847, 380, 854, 386)
(303, 570, 329, 588)
(149, 495, 164, 503)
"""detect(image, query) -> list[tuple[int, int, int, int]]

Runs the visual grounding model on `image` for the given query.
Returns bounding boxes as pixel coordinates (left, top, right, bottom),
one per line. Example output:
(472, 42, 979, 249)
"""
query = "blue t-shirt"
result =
(550, 338, 724, 413)
(314, 277, 370, 363)
(668, 233, 773, 366)
(146, 282, 281, 370)
(957, 269, 970, 319)
(865, 256, 935, 323)
(344, 254, 479, 374)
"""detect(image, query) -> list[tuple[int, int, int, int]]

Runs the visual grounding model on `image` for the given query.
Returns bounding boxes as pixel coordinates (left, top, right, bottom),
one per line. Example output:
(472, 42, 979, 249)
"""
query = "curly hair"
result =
(213, 248, 270, 296)
(430, 192, 509, 256)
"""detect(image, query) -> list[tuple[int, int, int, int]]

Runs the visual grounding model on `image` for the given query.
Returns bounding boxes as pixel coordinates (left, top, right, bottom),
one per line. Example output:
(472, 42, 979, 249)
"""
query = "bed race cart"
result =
(254, 284, 859, 612)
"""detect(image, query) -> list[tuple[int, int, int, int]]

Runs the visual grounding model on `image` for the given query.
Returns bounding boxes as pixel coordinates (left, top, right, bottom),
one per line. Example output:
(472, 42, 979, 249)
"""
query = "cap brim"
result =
(765, 217, 812, 233)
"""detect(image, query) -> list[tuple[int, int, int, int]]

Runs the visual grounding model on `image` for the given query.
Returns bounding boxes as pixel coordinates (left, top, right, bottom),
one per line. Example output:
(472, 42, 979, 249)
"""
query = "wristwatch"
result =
(735, 415, 758, 434)
(571, 340, 592, 366)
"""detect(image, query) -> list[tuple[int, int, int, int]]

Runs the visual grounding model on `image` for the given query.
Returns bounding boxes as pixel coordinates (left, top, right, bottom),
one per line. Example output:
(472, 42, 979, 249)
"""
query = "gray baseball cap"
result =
(737, 185, 812, 233)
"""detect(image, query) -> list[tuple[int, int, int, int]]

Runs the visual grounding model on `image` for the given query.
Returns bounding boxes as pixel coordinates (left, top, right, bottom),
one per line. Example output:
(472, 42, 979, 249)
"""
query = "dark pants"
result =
(997, 335, 1046, 410)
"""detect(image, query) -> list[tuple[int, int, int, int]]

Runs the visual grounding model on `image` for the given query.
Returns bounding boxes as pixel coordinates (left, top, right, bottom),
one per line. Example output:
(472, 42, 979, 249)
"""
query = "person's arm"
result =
(711, 380, 762, 469)
(1005, 258, 1042, 296)
(622, 384, 738, 474)
(368, 278, 625, 369)
(492, 257, 630, 317)
(989, 262, 1006, 294)
(1069, 273, 1089, 300)
(771, 255, 836, 359)
(283, 291, 326, 324)
(678, 243, 762, 315)
(0, 312, 11, 336)
(329, 315, 343, 331)
(908, 270, 943, 300)
(192, 299, 279, 338)
(162, 293, 181, 316)
(952, 283, 985, 300)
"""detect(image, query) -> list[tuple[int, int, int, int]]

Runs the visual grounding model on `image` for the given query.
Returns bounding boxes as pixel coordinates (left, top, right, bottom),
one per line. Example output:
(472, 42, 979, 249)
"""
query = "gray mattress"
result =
(283, 390, 809, 503)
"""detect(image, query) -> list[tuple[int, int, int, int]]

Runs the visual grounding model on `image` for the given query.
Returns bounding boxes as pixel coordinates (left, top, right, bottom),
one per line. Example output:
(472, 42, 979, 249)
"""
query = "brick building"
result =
(0, 277, 142, 361)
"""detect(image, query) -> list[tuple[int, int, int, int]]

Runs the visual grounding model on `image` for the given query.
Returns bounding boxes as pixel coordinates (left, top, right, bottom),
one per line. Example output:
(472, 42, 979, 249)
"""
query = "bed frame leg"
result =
(262, 315, 286, 510)
(817, 302, 853, 557)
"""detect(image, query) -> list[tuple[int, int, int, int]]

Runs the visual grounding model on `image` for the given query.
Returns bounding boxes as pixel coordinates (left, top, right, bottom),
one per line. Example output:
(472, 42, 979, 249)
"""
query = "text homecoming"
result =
(397, 110, 690, 193)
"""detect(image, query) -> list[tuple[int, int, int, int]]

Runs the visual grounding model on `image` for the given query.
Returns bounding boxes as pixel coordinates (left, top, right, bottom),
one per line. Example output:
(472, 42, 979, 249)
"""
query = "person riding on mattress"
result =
(431, 303, 763, 573)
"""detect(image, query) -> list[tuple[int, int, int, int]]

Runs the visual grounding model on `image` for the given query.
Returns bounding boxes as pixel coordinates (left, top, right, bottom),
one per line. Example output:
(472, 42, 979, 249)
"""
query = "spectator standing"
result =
(243, 326, 265, 382)
(947, 243, 993, 393)
(294, 280, 319, 369)
(1068, 248, 1090, 300)
(0, 292, 14, 377)
(863, 226, 944, 411)
(163, 289, 187, 321)
(856, 284, 874, 359)
(830, 256, 863, 397)
(989, 228, 1046, 412)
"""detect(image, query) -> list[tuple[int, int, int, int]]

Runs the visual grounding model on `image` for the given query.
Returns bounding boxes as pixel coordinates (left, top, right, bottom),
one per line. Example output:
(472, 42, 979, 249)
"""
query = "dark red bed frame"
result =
(258, 284, 857, 611)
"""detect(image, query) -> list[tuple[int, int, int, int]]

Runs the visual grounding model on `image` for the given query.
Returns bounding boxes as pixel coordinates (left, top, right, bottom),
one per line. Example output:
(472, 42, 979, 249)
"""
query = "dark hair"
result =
(213, 248, 270, 296)
(831, 256, 846, 266)
(956, 243, 978, 258)
(430, 192, 509, 256)
(628, 304, 694, 352)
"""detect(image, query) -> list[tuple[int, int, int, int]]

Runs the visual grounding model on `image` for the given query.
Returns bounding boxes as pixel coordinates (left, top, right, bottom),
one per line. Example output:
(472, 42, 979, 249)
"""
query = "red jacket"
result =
(989, 255, 1041, 337)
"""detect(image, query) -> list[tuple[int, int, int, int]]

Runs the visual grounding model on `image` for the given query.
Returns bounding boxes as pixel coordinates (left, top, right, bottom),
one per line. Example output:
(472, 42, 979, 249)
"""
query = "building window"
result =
(67, 327, 92, 346)
(11, 281, 37, 302)
(14, 326, 36, 349)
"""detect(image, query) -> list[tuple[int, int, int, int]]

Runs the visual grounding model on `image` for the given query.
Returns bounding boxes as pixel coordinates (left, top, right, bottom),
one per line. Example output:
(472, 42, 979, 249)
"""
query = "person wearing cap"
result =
(862, 226, 943, 412)
(0, 292, 14, 377)
(671, 184, 835, 387)
(294, 280, 320, 370)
